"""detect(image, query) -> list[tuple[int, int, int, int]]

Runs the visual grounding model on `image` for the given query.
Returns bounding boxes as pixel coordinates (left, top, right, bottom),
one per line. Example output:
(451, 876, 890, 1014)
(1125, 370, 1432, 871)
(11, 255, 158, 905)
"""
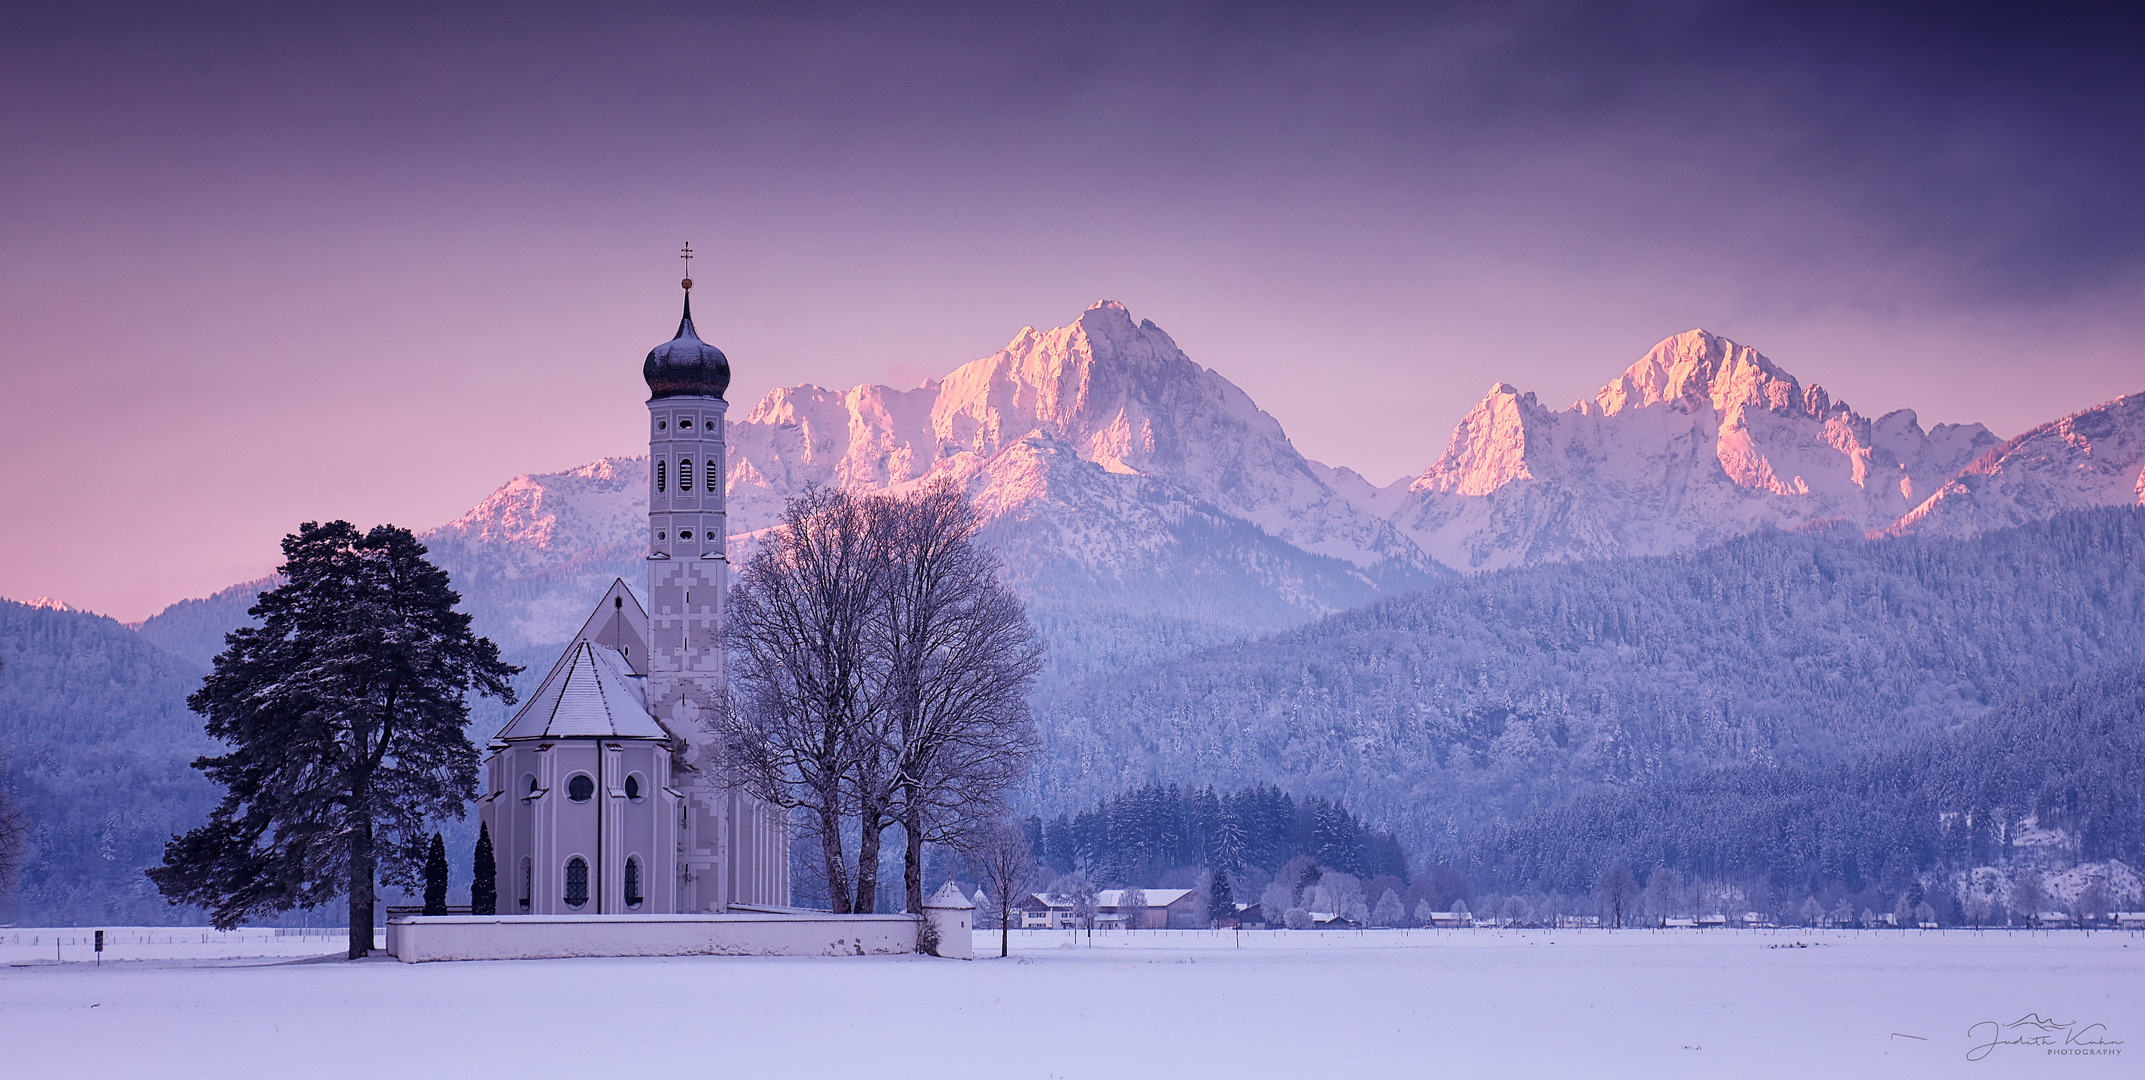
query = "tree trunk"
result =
(816, 804, 853, 915)
(855, 804, 885, 913)
(1000, 895, 1011, 958)
(347, 798, 375, 960)
(902, 799, 926, 917)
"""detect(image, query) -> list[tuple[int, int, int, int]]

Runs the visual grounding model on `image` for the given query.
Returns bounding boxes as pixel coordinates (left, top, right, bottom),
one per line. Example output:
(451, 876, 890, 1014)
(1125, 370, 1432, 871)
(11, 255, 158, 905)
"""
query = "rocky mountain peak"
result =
(1594, 329, 1838, 421)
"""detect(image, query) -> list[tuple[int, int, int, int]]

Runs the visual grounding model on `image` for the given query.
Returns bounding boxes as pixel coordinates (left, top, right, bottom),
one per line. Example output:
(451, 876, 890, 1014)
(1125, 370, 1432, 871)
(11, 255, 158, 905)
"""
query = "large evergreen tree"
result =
(147, 521, 517, 958)
(470, 821, 497, 916)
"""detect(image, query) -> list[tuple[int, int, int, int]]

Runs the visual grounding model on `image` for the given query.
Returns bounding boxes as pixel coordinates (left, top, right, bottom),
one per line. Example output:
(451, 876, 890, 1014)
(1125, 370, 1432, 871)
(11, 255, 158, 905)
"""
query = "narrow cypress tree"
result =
(422, 832, 449, 916)
(471, 821, 498, 916)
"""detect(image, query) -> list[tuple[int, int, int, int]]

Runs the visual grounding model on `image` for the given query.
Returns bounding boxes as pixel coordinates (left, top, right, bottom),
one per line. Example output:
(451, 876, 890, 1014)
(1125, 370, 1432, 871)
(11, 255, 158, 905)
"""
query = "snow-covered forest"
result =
(1029, 782, 1410, 887)
(1032, 507, 2145, 847)
(6, 507, 2145, 926)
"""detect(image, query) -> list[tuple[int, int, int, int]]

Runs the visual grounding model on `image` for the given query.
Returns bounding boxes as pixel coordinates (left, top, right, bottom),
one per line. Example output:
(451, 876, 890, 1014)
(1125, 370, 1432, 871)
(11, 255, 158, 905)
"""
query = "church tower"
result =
(642, 267, 785, 910)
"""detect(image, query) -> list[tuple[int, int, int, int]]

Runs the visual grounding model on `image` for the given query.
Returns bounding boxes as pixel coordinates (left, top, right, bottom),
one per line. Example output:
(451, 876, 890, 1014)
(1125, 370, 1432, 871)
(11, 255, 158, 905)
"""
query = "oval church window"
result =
(625, 773, 643, 801)
(567, 774, 595, 802)
(564, 857, 589, 908)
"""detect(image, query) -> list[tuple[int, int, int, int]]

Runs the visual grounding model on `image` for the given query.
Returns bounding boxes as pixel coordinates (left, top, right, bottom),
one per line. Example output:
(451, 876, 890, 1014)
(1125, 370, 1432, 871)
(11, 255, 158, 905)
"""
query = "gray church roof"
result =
(495, 640, 670, 741)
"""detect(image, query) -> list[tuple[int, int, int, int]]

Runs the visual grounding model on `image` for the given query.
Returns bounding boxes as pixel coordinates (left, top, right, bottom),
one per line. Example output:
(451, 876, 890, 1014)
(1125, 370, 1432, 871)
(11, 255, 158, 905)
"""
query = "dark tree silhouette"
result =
(147, 521, 517, 957)
(422, 832, 449, 916)
(470, 821, 497, 916)
(1597, 864, 1638, 929)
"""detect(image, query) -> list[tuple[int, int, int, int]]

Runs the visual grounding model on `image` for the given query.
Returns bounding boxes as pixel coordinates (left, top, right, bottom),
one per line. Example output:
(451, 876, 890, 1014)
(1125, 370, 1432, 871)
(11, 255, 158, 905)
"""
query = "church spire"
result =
(643, 244, 730, 401)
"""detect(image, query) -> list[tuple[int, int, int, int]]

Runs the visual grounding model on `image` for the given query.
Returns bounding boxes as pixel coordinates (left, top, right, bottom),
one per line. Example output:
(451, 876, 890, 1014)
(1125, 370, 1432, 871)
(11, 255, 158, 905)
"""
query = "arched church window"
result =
(564, 857, 589, 908)
(656, 460, 666, 492)
(567, 774, 594, 802)
(519, 857, 532, 910)
(625, 773, 643, 801)
(625, 857, 643, 909)
(679, 459, 694, 491)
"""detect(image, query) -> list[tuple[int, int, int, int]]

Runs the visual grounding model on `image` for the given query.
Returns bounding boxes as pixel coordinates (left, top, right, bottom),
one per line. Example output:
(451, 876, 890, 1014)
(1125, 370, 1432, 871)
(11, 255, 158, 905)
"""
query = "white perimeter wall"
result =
(385, 912, 922, 963)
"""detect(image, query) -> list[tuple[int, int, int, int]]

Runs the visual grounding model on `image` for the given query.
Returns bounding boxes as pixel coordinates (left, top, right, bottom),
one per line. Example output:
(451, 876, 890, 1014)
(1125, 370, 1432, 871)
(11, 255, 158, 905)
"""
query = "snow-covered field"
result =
(4, 927, 2138, 1077)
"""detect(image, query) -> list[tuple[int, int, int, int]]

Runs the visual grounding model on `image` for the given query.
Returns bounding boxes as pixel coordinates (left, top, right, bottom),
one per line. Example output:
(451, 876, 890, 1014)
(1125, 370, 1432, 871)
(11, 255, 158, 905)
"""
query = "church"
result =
(476, 270, 789, 916)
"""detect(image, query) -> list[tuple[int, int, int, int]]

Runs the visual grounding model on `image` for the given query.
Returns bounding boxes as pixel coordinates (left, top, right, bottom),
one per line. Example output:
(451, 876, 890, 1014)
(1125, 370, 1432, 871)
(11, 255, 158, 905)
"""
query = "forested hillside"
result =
(0, 600, 216, 924)
(1461, 663, 2145, 917)
(1032, 507, 2145, 847)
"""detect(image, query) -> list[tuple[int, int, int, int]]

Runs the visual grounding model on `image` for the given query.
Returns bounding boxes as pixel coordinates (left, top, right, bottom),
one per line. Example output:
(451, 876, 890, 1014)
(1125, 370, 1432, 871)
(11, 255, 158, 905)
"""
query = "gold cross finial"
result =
(680, 242, 694, 290)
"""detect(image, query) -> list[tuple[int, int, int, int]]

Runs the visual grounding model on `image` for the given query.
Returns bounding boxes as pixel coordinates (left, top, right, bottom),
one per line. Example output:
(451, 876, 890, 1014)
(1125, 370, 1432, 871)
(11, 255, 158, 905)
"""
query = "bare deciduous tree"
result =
(721, 482, 1041, 917)
(872, 479, 1044, 916)
(721, 488, 885, 913)
(975, 820, 1039, 957)
(1596, 864, 1637, 929)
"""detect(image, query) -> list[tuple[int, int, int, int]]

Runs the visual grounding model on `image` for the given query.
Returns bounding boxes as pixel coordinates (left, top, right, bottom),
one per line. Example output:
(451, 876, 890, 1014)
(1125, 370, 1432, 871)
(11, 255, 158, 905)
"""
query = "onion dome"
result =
(643, 292, 731, 400)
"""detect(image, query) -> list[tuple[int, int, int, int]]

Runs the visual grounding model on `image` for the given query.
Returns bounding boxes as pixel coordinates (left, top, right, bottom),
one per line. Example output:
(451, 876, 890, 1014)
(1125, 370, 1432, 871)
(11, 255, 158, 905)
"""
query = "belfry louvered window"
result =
(656, 460, 666, 492)
(564, 857, 589, 908)
(679, 458, 694, 491)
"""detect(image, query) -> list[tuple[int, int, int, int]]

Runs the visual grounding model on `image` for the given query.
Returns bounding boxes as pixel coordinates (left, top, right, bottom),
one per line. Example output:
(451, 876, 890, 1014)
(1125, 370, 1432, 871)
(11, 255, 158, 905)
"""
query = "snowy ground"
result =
(4, 926, 2139, 1077)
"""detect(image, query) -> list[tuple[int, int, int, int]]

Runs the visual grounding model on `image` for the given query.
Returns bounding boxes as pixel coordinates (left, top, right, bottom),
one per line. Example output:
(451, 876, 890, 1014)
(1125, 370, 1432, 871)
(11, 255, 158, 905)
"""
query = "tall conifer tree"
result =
(471, 821, 497, 916)
(148, 521, 517, 958)
(422, 832, 449, 916)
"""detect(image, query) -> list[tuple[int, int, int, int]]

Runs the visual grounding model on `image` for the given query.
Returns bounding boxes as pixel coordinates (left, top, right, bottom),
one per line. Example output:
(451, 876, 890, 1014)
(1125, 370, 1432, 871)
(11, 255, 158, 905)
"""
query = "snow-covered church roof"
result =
(495, 640, 670, 740)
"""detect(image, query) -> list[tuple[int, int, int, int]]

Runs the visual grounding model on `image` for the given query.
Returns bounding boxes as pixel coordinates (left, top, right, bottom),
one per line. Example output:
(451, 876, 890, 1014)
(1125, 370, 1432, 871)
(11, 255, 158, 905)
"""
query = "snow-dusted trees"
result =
(2010, 869, 2046, 927)
(723, 483, 1042, 914)
(0, 743, 22, 912)
(1372, 888, 1406, 927)
(1260, 876, 1295, 923)
(1119, 886, 1149, 930)
(874, 479, 1044, 916)
(148, 521, 517, 958)
(723, 488, 883, 913)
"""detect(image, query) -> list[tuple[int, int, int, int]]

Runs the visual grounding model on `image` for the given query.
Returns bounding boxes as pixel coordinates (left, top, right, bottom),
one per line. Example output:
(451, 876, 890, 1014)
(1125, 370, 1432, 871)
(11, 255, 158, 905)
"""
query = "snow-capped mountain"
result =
(726, 301, 1431, 570)
(394, 302, 1443, 678)
(1890, 391, 2145, 538)
(1358, 330, 2001, 570)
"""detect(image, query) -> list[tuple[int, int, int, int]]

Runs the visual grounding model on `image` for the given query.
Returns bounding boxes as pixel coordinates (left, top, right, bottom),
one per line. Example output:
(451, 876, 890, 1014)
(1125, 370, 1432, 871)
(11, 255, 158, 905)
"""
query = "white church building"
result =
(476, 279, 789, 916)
(391, 269, 971, 962)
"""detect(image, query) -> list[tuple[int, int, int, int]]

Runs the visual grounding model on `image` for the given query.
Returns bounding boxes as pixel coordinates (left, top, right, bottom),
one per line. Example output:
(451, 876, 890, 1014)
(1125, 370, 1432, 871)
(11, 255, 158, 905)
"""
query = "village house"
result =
(1014, 889, 1202, 929)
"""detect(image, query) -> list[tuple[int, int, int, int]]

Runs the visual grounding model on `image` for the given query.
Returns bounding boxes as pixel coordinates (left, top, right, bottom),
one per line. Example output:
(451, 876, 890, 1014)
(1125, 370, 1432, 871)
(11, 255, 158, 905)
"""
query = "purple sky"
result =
(4, 1, 2142, 622)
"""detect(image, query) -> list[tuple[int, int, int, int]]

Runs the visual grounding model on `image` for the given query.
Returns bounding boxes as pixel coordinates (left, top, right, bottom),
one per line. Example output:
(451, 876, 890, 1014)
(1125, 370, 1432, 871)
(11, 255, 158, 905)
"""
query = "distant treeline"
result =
(1026, 782, 1410, 887)
(1461, 663, 2145, 910)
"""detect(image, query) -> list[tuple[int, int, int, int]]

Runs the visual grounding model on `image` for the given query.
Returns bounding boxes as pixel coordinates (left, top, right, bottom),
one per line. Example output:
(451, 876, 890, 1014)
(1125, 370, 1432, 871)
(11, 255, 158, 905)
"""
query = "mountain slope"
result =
(1030, 507, 2145, 847)
(1371, 330, 1999, 570)
(0, 599, 217, 923)
(1891, 391, 2145, 538)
